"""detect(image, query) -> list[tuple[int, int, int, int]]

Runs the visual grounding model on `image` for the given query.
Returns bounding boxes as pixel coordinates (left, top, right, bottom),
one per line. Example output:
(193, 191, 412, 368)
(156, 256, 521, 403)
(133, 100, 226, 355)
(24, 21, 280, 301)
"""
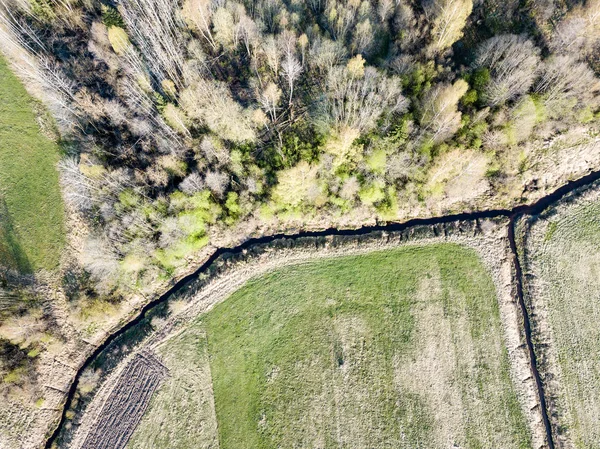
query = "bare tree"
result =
(181, 0, 216, 50)
(118, 0, 187, 87)
(324, 0, 371, 43)
(58, 158, 97, 212)
(262, 35, 281, 77)
(535, 54, 600, 115)
(205, 170, 229, 198)
(393, 1, 419, 50)
(425, 0, 473, 53)
(377, 0, 394, 23)
(549, 0, 600, 57)
(309, 37, 347, 75)
(180, 78, 256, 142)
(419, 79, 469, 143)
(81, 236, 120, 295)
(179, 172, 204, 195)
(340, 176, 360, 200)
(352, 19, 374, 54)
(474, 34, 541, 106)
(317, 62, 407, 135)
(237, 13, 259, 57)
(213, 6, 236, 49)
(281, 54, 302, 106)
(158, 216, 184, 248)
(256, 81, 282, 123)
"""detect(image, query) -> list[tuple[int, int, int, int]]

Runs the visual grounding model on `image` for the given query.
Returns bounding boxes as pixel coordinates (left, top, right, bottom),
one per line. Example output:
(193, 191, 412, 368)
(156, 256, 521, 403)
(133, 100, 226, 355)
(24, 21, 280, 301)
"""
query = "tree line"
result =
(0, 0, 599, 312)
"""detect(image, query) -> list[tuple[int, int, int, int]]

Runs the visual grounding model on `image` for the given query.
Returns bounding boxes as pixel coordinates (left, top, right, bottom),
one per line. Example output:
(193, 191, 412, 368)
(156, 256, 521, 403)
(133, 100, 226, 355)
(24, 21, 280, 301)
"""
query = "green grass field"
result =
(129, 244, 531, 449)
(522, 198, 600, 448)
(0, 56, 65, 272)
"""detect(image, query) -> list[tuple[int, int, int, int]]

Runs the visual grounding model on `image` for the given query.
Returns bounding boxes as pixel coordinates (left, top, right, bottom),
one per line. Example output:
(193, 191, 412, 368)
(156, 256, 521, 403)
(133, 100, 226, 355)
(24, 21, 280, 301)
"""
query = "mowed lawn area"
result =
(129, 244, 531, 449)
(0, 56, 64, 272)
(524, 200, 600, 448)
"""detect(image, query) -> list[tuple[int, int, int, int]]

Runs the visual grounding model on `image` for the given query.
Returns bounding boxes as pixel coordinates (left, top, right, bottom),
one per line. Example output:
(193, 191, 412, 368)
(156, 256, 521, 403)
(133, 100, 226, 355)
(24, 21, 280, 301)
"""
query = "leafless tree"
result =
(281, 54, 302, 106)
(324, 0, 369, 43)
(535, 54, 600, 114)
(205, 170, 229, 198)
(179, 172, 204, 195)
(158, 217, 184, 248)
(377, 0, 394, 23)
(474, 34, 541, 106)
(340, 176, 360, 200)
(58, 158, 97, 212)
(352, 19, 374, 54)
(81, 236, 120, 294)
(118, 0, 187, 87)
(419, 79, 469, 143)
(318, 64, 407, 135)
(181, 0, 216, 50)
(181, 78, 256, 142)
(424, 0, 473, 53)
(309, 37, 347, 75)
(262, 35, 281, 77)
(237, 13, 259, 57)
(257, 81, 282, 123)
(548, 0, 600, 57)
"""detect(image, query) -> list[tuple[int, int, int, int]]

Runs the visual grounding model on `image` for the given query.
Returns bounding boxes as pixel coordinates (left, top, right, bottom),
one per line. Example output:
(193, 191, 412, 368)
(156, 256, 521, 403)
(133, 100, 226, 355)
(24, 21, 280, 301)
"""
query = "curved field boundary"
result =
(45, 167, 600, 449)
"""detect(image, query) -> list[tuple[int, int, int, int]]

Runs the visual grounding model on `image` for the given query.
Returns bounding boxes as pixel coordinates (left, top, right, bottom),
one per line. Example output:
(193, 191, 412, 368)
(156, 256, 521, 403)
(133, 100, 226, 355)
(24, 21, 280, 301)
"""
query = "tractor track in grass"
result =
(46, 167, 600, 449)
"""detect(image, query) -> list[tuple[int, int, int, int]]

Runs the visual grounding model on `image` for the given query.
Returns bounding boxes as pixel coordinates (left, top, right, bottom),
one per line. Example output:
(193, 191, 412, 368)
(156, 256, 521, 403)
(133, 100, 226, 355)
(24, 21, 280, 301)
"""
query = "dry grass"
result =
(80, 351, 168, 449)
(126, 327, 218, 449)
(521, 189, 600, 449)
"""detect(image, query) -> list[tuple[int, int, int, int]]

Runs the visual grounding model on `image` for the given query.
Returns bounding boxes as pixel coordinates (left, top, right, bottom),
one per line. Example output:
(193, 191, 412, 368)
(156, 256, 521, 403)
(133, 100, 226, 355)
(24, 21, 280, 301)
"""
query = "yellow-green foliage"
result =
(122, 253, 148, 274)
(118, 189, 141, 209)
(271, 162, 320, 211)
(359, 181, 385, 206)
(155, 190, 220, 271)
(508, 96, 538, 144)
(365, 149, 387, 174)
(376, 186, 399, 221)
(161, 79, 177, 98)
(80, 163, 106, 180)
(30, 0, 56, 22)
(224, 191, 241, 223)
(108, 26, 131, 55)
(324, 128, 362, 167)
(158, 154, 188, 177)
(3, 367, 25, 384)
(162, 104, 189, 134)
(0, 56, 65, 272)
(229, 150, 244, 176)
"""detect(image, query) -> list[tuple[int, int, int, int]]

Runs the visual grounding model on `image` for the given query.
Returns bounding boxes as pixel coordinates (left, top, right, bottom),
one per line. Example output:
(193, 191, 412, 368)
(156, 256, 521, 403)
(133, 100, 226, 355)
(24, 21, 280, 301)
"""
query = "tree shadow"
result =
(0, 196, 32, 273)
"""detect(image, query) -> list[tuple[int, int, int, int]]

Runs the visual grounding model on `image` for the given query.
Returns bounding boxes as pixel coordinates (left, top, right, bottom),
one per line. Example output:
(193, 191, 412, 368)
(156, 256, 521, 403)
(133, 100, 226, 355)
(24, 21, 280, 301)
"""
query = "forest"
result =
(0, 0, 599, 389)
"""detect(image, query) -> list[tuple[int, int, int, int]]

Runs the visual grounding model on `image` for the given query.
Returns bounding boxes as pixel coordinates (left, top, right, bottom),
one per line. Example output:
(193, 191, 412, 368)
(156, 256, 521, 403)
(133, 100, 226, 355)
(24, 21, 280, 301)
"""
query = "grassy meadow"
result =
(0, 56, 64, 272)
(129, 244, 531, 449)
(523, 199, 600, 448)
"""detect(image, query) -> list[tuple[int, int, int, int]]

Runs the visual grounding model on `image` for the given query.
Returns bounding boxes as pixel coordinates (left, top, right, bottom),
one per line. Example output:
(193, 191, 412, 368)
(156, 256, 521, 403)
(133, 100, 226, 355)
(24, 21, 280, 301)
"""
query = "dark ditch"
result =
(508, 217, 555, 449)
(46, 168, 600, 449)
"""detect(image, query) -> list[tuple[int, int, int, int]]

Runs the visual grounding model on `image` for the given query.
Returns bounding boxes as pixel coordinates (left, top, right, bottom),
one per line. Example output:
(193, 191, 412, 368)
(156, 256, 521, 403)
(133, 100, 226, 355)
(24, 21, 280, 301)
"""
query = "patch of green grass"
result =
(0, 56, 65, 272)
(132, 244, 531, 449)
